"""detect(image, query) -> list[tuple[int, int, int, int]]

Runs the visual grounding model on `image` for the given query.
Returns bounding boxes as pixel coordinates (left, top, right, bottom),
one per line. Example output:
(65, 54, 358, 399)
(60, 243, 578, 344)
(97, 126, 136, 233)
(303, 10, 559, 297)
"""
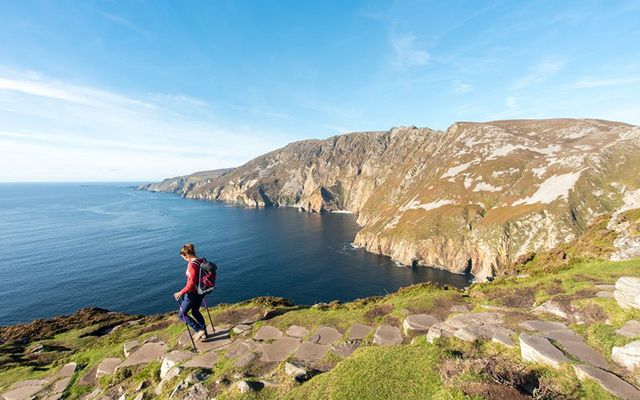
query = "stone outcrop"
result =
(373, 325, 403, 346)
(612, 340, 640, 370)
(519, 333, 569, 368)
(614, 277, 640, 310)
(142, 119, 640, 280)
(573, 364, 640, 399)
(617, 320, 640, 338)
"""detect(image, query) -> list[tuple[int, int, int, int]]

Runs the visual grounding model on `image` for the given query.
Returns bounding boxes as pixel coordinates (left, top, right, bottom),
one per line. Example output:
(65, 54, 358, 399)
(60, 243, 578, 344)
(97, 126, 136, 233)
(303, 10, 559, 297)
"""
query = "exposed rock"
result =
(347, 323, 372, 341)
(402, 314, 440, 335)
(449, 305, 469, 313)
(557, 340, 608, 369)
(596, 291, 614, 298)
(56, 362, 77, 378)
(235, 352, 258, 368)
(259, 337, 300, 362)
(232, 324, 252, 334)
(520, 320, 568, 332)
(235, 380, 256, 394)
(117, 342, 167, 370)
(519, 333, 569, 368)
(253, 325, 284, 341)
(96, 357, 121, 377)
(226, 340, 257, 359)
(138, 168, 233, 196)
(373, 325, 403, 346)
(161, 350, 192, 379)
(573, 364, 640, 399)
(617, 320, 640, 338)
(183, 351, 218, 369)
(332, 341, 361, 358)
(533, 300, 569, 320)
(182, 382, 209, 400)
(284, 362, 307, 379)
(294, 342, 331, 361)
(614, 277, 640, 309)
(123, 340, 140, 357)
(1, 383, 44, 400)
(53, 377, 72, 394)
(285, 325, 309, 338)
(427, 312, 512, 346)
(179, 328, 233, 352)
(309, 326, 342, 345)
(142, 119, 640, 280)
(612, 340, 640, 370)
(594, 284, 615, 291)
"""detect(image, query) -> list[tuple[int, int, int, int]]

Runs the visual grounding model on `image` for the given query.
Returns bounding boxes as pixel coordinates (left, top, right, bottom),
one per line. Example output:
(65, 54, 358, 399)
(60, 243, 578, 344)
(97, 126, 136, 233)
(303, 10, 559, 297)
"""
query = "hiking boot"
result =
(193, 330, 207, 341)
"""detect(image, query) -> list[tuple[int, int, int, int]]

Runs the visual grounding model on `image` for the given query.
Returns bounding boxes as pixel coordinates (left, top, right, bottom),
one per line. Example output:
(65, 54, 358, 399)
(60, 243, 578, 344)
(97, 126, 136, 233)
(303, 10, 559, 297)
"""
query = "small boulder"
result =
(160, 350, 191, 380)
(612, 340, 640, 370)
(533, 300, 569, 320)
(123, 339, 140, 357)
(235, 381, 255, 394)
(284, 362, 307, 379)
(614, 277, 640, 309)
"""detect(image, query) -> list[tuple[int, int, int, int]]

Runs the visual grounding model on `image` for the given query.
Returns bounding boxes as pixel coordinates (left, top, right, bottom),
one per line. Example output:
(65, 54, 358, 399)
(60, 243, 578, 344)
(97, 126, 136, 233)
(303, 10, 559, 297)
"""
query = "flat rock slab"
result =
(617, 320, 640, 338)
(57, 362, 77, 378)
(294, 342, 331, 361)
(533, 300, 569, 320)
(520, 320, 568, 332)
(179, 328, 233, 352)
(373, 325, 403, 346)
(348, 323, 372, 341)
(286, 325, 309, 338)
(96, 357, 122, 377)
(53, 377, 72, 394)
(259, 337, 300, 362)
(449, 305, 469, 313)
(123, 339, 140, 357)
(1, 385, 43, 400)
(596, 291, 614, 298)
(117, 342, 167, 369)
(332, 341, 360, 358)
(558, 340, 608, 369)
(594, 284, 615, 291)
(236, 352, 258, 368)
(403, 314, 440, 334)
(519, 333, 568, 368)
(309, 326, 342, 345)
(574, 364, 640, 400)
(183, 351, 218, 369)
(253, 325, 284, 341)
(232, 324, 252, 334)
(612, 340, 640, 370)
(540, 329, 583, 342)
(226, 339, 257, 359)
(161, 350, 193, 379)
(614, 277, 640, 310)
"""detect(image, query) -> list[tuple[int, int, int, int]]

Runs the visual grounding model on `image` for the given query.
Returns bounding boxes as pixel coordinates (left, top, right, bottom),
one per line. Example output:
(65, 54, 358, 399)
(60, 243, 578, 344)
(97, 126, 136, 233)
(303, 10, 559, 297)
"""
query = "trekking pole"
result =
(177, 298, 197, 352)
(202, 296, 215, 335)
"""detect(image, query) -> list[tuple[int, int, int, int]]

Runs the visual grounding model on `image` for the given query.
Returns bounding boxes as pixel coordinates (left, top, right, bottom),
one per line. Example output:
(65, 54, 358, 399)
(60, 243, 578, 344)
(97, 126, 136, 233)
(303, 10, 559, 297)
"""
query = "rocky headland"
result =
(140, 119, 640, 281)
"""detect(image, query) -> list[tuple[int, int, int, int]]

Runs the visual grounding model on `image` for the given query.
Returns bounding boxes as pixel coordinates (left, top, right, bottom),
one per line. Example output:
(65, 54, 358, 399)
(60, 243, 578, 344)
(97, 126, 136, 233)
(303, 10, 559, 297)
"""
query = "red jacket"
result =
(178, 258, 202, 296)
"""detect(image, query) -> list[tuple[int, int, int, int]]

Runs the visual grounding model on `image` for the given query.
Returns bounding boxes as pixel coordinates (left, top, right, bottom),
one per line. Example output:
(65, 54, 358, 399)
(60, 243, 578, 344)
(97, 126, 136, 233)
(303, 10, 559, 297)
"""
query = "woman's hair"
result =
(180, 243, 196, 257)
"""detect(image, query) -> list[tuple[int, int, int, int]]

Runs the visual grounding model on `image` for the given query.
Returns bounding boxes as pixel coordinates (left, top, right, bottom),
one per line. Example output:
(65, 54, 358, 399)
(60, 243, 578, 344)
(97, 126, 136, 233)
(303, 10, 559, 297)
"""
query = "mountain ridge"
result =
(140, 118, 640, 281)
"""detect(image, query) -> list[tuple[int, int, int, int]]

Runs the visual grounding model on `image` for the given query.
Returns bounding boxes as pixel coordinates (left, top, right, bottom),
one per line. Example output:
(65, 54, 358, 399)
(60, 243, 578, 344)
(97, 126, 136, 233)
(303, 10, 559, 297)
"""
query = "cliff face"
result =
(138, 168, 234, 196)
(144, 119, 640, 280)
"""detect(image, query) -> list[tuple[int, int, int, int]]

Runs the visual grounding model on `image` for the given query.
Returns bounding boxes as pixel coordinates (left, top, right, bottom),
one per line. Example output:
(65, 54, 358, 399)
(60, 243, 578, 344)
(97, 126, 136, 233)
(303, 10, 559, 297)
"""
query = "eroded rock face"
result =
(142, 119, 640, 280)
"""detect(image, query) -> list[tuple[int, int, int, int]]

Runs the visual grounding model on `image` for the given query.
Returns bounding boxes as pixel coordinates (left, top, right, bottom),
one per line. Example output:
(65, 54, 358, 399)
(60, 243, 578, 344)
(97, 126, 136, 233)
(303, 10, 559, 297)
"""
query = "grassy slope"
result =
(1, 255, 639, 399)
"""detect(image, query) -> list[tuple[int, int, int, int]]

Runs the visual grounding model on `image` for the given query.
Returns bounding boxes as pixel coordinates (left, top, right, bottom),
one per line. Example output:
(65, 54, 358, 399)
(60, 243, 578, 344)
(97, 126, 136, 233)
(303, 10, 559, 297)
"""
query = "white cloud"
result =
(451, 80, 473, 94)
(568, 76, 640, 89)
(0, 70, 292, 181)
(512, 58, 565, 90)
(391, 33, 429, 68)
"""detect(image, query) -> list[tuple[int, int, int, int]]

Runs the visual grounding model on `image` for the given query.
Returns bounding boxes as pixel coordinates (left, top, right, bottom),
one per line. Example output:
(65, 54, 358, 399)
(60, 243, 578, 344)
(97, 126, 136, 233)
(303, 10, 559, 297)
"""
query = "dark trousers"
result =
(178, 292, 206, 332)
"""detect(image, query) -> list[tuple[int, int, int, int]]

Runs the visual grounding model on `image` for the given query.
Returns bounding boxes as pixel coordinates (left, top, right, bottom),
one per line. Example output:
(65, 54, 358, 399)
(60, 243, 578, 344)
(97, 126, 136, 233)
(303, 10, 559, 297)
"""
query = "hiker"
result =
(174, 243, 208, 341)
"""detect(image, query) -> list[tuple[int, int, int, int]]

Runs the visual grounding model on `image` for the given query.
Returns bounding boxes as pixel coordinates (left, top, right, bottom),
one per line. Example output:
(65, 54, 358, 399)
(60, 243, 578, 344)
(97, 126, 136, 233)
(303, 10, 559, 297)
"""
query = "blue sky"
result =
(1, 0, 639, 181)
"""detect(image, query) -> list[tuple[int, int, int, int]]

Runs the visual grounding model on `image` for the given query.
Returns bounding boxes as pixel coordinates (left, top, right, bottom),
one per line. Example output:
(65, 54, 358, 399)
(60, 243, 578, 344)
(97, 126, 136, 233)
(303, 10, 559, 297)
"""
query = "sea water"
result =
(0, 183, 471, 325)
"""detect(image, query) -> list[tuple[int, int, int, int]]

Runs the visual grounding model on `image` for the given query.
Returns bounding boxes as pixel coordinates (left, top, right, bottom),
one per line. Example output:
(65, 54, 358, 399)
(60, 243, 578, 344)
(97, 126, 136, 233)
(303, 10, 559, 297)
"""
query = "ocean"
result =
(0, 183, 471, 325)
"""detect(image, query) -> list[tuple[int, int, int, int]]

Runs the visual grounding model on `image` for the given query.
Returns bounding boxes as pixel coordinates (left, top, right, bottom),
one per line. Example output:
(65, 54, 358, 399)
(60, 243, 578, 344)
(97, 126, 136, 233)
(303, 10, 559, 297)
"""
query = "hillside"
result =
(2, 228, 640, 399)
(139, 169, 234, 196)
(141, 119, 640, 281)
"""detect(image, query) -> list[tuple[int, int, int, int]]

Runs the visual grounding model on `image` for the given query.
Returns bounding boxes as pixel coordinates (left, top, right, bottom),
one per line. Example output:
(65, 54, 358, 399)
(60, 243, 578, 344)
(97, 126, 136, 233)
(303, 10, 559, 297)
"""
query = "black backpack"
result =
(194, 258, 217, 295)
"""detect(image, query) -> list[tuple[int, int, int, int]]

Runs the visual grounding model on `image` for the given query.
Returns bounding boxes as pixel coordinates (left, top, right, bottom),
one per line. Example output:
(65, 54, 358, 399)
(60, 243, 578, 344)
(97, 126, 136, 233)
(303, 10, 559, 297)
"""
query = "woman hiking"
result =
(174, 243, 208, 341)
